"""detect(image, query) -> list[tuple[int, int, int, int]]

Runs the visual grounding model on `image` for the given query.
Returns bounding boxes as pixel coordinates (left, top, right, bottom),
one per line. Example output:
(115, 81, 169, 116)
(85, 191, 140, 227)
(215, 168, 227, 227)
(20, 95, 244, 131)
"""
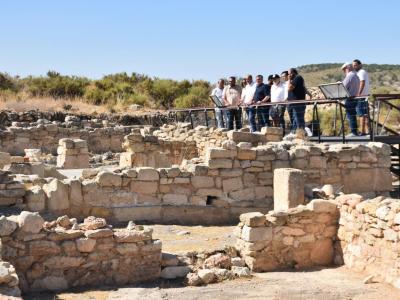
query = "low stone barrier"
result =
(56, 138, 89, 169)
(119, 130, 198, 168)
(337, 195, 400, 289)
(0, 170, 25, 207)
(0, 212, 161, 293)
(235, 199, 339, 271)
(3, 141, 391, 225)
(0, 125, 135, 155)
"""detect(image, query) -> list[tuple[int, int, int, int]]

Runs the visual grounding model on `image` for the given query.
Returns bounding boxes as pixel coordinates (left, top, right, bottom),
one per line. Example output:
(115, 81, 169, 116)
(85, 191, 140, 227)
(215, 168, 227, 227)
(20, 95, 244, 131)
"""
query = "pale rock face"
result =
(76, 238, 96, 252)
(273, 168, 304, 211)
(25, 186, 46, 212)
(239, 212, 266, 227)
(0, 216, 18, 237)
(160, 266, 191, 279)
(42, 179, 70, 212)
(307, 199, 338, 214)
(203, 253, 232, 269)
(197, 269, 216, 284)
(18, 211, 44, 234)
(136, 167, 159, 181)
(80, 216, 107, 230)
(241, 225, 272, 242)
(95, 171, 122, 187)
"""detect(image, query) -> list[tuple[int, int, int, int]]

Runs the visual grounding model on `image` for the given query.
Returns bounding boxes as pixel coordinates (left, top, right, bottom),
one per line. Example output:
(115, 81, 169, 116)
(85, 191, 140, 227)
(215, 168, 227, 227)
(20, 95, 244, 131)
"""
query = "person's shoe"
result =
(346, 133, 358, 137)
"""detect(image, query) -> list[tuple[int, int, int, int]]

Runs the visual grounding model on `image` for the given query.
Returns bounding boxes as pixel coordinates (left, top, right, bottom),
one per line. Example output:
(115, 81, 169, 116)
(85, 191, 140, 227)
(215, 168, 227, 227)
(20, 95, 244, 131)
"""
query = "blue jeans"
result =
(257, 107, 270, 130)
(287, 105, 296, 132)
(215, 108, 227, 128)
(246, 107, 257, 132)
(289, 104, 306, 130)
(356, 99, 368, 117)
(227, 108, 242, 130)
(345, 99, 358, 135)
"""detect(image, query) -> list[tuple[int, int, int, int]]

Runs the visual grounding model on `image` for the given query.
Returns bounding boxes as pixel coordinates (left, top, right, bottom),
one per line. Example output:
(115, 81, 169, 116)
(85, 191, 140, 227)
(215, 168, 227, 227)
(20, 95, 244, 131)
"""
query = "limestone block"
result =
(163, 194, 188, 205)
(237, 149, 256, 160)
(131, 181, 158, 194)
(222, 177, 243, 193)
(207, 148, 237, 159)
(18, 211, 45, 234)
(208, 158, 233, 169)
(239, 212, 266, 227)
(273, 168, 304, 211)
(137, 167, 159, 181)
(229, 188, 255, 201)
(95, 171, 122, 187)
(191, 176, 214, 188)
(0, 152, 11, 168)
(342, 168, 392, 193)
(241, 225, 272, 242)
(307, 199, 338, 214)
(310, 239, 333, 265)
(119, 152, 135, 168)
(25, 186, 46, 212)
(160, 266, 191, 279)
(43, 179, 70, 212)
(0, 216, 18, 236)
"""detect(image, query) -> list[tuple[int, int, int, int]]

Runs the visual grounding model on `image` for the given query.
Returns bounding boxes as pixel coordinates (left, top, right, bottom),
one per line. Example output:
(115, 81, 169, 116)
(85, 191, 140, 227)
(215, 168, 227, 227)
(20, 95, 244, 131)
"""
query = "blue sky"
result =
(1, 0, 399, 82)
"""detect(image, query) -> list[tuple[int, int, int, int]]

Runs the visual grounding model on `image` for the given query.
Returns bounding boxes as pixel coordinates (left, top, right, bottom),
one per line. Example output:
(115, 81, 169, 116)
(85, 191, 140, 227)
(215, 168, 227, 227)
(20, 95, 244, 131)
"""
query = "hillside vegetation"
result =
(1, 63, 400, 112)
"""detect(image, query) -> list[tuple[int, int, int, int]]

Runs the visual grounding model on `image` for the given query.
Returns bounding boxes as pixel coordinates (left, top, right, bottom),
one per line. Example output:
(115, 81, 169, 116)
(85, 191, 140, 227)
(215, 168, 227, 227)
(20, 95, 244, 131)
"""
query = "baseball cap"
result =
(341, 62, 351, 70)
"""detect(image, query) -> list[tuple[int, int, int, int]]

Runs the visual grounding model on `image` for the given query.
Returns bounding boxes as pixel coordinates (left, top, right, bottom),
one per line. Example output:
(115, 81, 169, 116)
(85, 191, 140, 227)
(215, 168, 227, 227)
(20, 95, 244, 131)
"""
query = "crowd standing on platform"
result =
(211, 60, 370, 137)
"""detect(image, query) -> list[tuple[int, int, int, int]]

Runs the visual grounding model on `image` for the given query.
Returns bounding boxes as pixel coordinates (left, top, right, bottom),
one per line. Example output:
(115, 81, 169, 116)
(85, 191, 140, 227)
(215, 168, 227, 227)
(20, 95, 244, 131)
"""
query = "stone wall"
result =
(13, 141, 391, 225)
(337, 195, 400, 289)
(56, 138, 89, 169)
(235, 199, 339, 271)
(0, 125, 136, 155)
(0, 212, 161, 293)
(119, 130, 198, 168)
(0, 170, 25, 207)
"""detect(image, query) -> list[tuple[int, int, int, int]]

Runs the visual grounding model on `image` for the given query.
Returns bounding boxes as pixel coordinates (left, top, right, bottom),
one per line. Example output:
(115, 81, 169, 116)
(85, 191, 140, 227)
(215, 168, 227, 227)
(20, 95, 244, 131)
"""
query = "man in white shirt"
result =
(240, 74, 256, 131)
(353, 59, 370, 135)
(270, 74, 286, 129)
(211, 79, 227, 128)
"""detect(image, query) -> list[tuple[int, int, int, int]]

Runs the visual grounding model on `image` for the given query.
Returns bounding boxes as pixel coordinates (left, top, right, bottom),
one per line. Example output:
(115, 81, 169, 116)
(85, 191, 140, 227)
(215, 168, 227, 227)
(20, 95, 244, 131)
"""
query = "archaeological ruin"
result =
(0, 110, 399, 297)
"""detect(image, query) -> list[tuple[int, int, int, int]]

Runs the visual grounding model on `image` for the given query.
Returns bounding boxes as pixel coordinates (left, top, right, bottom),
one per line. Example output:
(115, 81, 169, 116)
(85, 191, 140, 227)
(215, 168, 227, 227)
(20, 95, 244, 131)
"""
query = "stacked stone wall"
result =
(235, 200, 339, 271)
(337, 195, 400, 289)
(0, 212, 161, 293)
(14, 142, 392, 225)
(0, 125, 135, 155)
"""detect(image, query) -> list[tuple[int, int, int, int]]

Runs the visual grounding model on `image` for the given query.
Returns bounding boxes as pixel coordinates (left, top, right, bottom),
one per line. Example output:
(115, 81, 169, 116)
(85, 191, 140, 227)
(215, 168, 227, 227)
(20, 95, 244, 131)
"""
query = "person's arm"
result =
(260, 85, 271, 103)
(306, 88, 312, 99)
(222, 88, 229, 106)
(358, 81, 365, 96)
(288, 76, 297, 92)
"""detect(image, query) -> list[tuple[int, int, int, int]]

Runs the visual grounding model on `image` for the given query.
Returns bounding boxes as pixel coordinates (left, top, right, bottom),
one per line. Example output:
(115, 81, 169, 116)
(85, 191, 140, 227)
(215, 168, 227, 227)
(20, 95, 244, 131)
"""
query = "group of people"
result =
(211, 59, 370, 136)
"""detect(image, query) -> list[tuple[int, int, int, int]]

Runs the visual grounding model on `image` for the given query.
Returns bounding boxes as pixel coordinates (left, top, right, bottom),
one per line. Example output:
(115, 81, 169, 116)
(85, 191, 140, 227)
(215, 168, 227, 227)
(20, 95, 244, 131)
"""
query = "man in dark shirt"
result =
(287, 68, 308, 130)
(253, 74, 271, 131)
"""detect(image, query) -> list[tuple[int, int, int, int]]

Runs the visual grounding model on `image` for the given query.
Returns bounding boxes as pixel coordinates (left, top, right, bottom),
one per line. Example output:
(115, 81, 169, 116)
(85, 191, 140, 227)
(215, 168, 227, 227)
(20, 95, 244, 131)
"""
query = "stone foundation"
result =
(0, 125, 135, 155)
(235, 199, 339, 271)
(119, 129, 198, 168)
(56, 138, 89, 169)
(0, 212, 161, 293)
(337, 195, 400, 289)
(0, 170, 25, 207)
(1, 141, 392, 225)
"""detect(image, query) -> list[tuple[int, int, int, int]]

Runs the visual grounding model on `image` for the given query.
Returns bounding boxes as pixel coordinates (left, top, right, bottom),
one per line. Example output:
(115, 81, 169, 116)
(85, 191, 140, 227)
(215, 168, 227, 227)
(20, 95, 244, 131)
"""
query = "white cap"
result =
(341, 62, 351, 70)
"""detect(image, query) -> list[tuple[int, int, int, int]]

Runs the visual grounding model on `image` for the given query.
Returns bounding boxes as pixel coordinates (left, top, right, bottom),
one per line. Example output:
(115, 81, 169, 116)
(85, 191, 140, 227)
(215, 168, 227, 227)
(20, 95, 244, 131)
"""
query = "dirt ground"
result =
(22, 225, 400, 300)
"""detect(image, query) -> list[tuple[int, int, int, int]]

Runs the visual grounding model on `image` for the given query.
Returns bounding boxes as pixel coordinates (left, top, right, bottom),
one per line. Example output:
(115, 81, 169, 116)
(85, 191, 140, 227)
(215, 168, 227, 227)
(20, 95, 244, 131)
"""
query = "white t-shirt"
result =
(271, 82, 286, 103)
(241, 82, 256, 105)
(357, 69, 370, 96)
(211, 87, 224, 107)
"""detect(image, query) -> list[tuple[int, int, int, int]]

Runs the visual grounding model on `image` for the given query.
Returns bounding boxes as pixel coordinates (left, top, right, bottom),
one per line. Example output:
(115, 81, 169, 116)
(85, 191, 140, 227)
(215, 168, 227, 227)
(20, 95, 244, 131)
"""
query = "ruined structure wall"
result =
(235, 200, 339, 272)
(0, 125, 134, 155)
(20, 142, 392, 225)
(0, 213, 161, 293)
(337, 196, 400, 289)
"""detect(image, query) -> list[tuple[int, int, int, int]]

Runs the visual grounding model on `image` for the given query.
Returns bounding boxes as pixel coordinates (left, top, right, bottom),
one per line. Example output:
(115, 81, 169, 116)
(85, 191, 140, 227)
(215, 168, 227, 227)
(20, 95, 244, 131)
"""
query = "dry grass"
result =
(0, 96, 165, 116)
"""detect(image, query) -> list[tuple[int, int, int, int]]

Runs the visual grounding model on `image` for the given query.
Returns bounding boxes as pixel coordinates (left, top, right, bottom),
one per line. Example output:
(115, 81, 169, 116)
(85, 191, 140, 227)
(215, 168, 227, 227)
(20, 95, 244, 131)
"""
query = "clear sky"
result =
(1, 0, 399, 82)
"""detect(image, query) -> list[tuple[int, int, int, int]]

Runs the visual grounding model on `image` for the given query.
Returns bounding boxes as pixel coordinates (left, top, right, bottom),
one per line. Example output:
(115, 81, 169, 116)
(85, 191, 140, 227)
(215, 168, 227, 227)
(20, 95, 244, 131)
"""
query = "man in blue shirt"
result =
(252, 74, 271, 131)
(341, 63, 360, 136)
